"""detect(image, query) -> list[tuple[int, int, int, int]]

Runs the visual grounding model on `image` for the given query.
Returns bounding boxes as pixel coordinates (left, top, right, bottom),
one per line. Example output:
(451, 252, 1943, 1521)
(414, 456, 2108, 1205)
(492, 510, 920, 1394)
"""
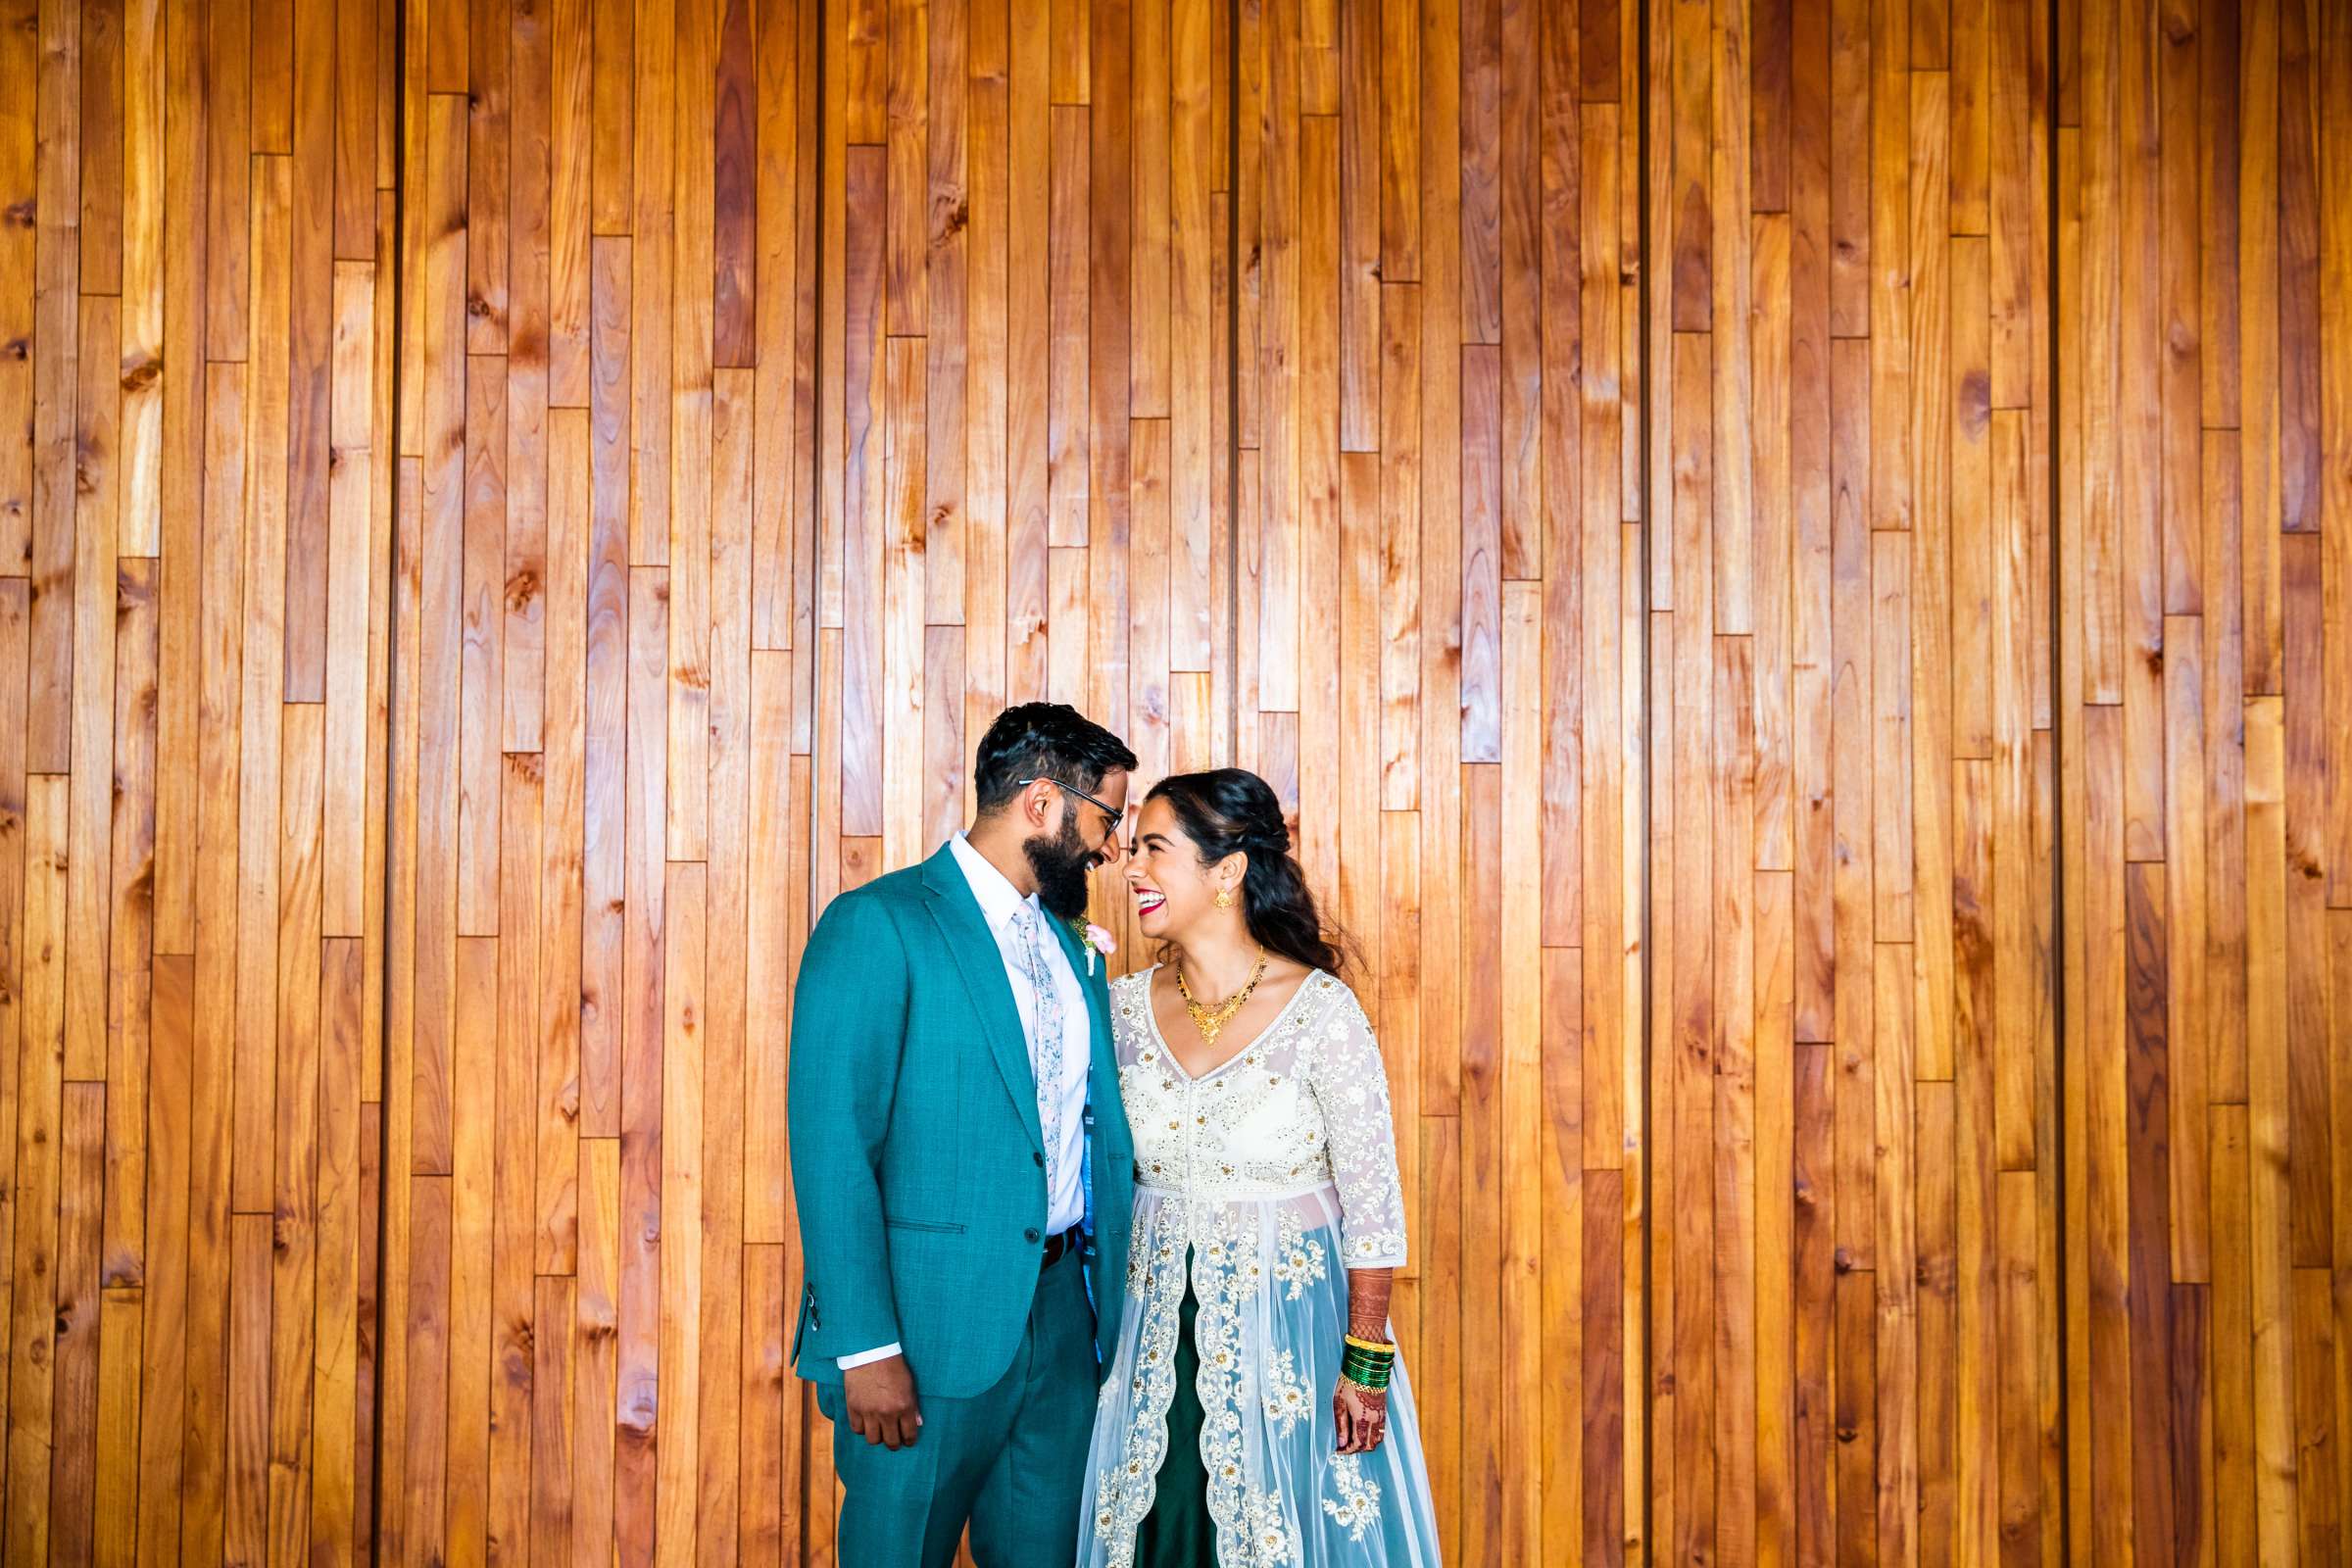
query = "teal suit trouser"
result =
(817, 1248, 1098, 1567)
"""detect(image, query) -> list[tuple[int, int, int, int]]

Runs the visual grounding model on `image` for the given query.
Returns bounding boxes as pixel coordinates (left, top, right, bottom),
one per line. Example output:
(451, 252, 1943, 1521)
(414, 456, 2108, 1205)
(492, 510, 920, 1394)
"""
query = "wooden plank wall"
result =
(1647, 0, 2064, 1563)
(377, 0, 827, 1562)
(0, 0, 399, 1552)
(1231, 0, 1645, 1560)
(381, 0, 1236, 1558)
(2057, 0, 2352, 1564)
(12, 0, 2348, 1563)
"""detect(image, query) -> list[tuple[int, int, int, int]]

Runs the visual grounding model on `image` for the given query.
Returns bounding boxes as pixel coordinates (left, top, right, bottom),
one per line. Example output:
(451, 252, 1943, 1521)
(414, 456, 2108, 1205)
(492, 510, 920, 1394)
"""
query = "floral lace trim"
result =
(1091, 1199, 1309, 1568)
(1092, 1201, 1189, 1567)
(1192, 1203, 1282, 1567)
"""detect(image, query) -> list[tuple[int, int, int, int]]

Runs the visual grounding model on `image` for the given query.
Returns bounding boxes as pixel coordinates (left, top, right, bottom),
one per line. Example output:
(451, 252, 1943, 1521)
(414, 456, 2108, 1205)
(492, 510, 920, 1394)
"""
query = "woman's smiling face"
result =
(1122, 795, 1230, 942)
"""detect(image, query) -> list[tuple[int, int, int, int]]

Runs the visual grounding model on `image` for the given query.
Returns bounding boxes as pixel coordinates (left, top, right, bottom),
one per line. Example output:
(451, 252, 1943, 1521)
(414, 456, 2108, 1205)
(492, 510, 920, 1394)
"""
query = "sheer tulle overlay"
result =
(1078, 969, 1444, 1568)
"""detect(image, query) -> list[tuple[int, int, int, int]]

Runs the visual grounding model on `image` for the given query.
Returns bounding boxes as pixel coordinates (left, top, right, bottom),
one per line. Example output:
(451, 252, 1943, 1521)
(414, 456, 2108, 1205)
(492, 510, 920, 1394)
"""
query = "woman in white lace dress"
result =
(1077, 770, 1442, 1567)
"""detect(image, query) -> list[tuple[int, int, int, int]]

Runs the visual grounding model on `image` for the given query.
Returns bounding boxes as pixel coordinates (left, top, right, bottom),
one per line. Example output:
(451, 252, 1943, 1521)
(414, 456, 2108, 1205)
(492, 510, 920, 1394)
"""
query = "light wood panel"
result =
(1232, 0, 1645, 1560)
(1647, 0, 2062, 1562)
(0, 0, 399, 1552)
(378, 0, 823, 1562)
(2057, 0, 2352, 1562)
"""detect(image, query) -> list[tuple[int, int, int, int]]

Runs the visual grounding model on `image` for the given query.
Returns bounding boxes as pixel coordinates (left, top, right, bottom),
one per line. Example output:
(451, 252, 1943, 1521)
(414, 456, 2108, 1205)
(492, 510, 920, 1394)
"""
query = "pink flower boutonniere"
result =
(1073, 919, 1117, 976)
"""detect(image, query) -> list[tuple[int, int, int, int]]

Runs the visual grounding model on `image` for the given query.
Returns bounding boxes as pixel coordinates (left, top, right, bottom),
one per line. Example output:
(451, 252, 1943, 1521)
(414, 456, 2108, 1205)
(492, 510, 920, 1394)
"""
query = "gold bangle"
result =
(1343, 1333, 1396, 1354)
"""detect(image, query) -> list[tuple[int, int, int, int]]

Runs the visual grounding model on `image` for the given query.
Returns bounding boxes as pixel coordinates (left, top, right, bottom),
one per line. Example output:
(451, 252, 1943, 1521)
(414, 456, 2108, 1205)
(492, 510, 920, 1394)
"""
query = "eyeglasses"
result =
(1015, 775, 1128, 855)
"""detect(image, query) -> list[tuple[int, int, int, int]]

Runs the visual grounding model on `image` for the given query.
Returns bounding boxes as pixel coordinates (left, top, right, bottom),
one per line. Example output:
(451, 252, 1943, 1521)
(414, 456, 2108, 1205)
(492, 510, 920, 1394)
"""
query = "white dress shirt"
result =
(837, 831, 1095, 1371)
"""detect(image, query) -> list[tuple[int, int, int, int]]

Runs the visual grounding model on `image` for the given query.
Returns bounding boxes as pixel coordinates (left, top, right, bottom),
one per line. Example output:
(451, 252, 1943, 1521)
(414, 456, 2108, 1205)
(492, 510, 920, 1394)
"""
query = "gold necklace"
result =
(1176, 950, 1268, 1048)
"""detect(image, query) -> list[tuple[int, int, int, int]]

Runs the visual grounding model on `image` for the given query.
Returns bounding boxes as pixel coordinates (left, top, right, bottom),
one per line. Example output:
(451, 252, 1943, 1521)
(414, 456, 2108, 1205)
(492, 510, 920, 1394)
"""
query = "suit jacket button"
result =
(1024, 1227, 1041, 1244)
(1033, 1152, 1045, 1167)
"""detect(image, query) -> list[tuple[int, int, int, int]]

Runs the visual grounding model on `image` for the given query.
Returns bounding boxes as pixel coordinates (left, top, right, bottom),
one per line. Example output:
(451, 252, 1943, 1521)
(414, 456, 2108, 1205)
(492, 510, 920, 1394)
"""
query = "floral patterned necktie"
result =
(1012, 905, 1065, 1212)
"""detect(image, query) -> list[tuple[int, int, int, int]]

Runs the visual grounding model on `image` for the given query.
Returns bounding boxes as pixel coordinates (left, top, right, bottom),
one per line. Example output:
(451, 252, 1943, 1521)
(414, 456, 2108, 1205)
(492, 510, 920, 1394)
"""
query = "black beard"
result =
(1024, 808, 1097, 922)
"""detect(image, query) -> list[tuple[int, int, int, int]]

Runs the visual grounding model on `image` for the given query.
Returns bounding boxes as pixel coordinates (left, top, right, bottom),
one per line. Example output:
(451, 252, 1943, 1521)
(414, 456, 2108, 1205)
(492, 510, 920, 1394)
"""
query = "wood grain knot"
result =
(1958, 370, 1990, 438)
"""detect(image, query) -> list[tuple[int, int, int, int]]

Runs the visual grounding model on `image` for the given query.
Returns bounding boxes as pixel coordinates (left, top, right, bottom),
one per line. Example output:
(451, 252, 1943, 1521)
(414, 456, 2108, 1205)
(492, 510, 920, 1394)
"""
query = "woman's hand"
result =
(1337, 1267, 1395, 1454)
(1334, 1376, 1389, 1453)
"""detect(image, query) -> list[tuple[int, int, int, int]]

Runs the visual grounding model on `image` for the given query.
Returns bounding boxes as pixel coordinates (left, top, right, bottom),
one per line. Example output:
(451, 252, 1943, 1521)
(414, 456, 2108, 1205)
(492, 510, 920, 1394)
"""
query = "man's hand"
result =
(843, 1353, 924, 1449)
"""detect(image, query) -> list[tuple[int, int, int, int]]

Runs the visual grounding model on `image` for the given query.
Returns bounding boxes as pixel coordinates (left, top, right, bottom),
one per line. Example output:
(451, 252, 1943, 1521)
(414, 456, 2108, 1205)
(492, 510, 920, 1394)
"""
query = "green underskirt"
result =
(1135, 1256, 1214, 1567)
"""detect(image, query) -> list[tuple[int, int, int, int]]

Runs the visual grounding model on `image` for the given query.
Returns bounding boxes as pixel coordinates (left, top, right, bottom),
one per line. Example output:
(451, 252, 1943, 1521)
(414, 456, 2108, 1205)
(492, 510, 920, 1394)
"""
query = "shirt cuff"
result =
(836, 1342, 904, 1371)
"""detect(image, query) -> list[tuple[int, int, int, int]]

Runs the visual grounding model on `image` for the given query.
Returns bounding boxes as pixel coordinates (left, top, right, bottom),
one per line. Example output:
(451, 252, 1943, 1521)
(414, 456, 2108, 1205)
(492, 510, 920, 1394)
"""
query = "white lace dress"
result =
(1077, 967, 1444, 1567)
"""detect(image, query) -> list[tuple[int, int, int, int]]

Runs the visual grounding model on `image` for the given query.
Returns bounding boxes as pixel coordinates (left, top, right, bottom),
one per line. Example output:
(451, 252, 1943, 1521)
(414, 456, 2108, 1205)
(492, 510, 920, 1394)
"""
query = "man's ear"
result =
(1023, 777, 1057, 831)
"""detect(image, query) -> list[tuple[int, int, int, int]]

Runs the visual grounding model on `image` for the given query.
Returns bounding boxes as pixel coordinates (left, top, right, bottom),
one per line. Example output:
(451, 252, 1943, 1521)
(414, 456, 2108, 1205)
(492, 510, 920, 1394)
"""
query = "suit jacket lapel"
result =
(919, 845, 1045, 1154)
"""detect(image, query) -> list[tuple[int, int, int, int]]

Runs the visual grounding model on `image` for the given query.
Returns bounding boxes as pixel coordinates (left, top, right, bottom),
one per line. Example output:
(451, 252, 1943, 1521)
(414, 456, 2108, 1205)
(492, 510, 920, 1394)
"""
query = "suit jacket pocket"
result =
(882, 1215, 966, 1234)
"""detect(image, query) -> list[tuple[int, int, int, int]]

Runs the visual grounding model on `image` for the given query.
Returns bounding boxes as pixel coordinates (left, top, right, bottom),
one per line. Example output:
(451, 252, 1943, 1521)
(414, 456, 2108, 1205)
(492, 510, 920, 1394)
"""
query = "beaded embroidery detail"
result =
(1320, 1453, 1384, 1543)
(1258, 1348, 1312, 1436)
(1271, 1207, 1328, 1301)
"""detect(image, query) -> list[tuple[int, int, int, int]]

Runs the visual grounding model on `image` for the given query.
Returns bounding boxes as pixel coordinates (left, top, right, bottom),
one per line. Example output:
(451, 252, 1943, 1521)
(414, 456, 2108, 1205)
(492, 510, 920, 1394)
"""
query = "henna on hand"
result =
(1334, 1377, 1390, 1453)
(1345, 1265, 1395, 1340)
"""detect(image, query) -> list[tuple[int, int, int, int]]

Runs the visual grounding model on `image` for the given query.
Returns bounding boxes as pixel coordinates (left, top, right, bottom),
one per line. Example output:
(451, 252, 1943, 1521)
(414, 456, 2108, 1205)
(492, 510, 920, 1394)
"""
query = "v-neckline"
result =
(1142, 962, 1322, 1083)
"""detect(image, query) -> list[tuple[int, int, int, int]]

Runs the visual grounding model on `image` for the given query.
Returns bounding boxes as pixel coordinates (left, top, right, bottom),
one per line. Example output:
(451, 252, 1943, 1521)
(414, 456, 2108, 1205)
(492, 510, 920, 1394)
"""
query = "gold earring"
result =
(1214, 888, 1235, 908)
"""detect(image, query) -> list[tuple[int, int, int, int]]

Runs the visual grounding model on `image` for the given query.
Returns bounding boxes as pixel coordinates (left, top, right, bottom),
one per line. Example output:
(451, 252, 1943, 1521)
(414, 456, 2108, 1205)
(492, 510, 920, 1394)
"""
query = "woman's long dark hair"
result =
(1146, 769, 1354, 978)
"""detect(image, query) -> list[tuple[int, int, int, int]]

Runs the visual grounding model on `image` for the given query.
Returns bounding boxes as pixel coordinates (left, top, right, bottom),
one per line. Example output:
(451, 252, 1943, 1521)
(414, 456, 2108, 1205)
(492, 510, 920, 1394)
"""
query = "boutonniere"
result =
(1071, 918, 1116, 976)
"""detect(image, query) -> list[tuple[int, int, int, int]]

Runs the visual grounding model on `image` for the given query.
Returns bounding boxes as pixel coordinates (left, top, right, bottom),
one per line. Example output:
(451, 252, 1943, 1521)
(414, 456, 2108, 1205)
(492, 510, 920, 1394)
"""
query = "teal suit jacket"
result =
(787, 841, 1136, 1398)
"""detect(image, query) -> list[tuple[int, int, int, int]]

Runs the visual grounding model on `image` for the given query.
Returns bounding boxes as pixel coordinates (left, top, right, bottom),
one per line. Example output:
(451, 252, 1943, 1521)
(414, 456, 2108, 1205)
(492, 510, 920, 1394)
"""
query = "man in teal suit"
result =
(789, 703, 1140, 1566)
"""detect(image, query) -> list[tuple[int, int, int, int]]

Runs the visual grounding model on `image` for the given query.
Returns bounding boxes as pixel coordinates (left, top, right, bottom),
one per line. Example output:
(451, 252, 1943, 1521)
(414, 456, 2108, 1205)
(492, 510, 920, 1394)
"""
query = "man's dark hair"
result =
(972, 703, 1139, 816)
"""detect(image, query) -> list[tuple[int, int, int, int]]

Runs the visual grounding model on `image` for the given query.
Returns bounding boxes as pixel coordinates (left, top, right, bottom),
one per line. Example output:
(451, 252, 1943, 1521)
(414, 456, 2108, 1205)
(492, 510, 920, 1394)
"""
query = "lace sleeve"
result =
(1302, 984, 1409, 1269)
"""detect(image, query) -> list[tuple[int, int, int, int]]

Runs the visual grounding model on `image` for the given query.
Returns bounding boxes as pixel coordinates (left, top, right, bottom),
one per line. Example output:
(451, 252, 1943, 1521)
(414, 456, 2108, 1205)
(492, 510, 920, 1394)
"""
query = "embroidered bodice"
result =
(1111, 967, 1407, 1268)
